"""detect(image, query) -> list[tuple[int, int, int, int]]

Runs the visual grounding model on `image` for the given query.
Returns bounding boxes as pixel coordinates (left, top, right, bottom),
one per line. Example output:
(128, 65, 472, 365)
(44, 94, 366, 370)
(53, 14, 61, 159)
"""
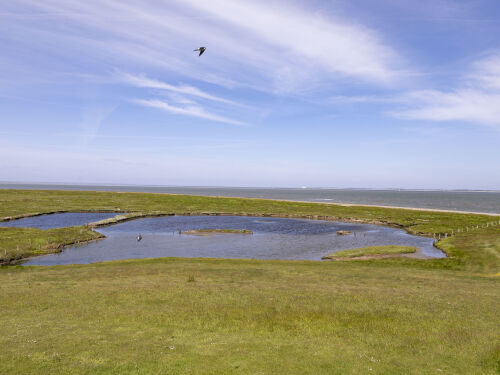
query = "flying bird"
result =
(194, 47, 206, 56)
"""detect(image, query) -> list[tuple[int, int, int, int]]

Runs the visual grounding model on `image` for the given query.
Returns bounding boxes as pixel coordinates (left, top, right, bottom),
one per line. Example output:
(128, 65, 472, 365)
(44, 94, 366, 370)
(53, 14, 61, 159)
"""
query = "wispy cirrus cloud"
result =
(325, 52, 500, 130)
(3, 0, 406, 128)
(330, 95, 401, 104)
(389, 53, 500, 129)
(79, 105, 117, 143)
(467, 53, 500, 90)
(118, 72, 240, 106)
(390, 89, 500, 128)
(133, 99, 246, 126)
(3, 0, 406, 93)
(119, 72, 247, 125)
(178, 0, 405, 86)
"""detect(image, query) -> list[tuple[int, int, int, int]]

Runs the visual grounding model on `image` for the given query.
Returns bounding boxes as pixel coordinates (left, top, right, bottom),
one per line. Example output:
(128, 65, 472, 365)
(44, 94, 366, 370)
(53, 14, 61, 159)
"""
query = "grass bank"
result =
(437, 226, 500, 274)
(0, 226, 103, 264)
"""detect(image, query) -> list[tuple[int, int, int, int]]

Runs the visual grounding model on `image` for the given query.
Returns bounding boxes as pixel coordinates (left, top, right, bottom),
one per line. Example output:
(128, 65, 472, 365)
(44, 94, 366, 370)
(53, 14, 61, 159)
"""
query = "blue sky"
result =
(1, 0, 499, 189)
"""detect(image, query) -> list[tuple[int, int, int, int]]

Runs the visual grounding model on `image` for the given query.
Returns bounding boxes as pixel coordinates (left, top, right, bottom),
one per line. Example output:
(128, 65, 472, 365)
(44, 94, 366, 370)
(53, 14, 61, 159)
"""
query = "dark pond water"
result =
(0, 212, 118, 229)
(20, 215, 445, 266)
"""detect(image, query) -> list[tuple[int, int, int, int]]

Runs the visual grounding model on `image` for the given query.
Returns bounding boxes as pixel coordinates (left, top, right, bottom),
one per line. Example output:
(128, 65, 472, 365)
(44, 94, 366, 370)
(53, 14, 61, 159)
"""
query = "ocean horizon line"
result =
(1, 182, 499, 193)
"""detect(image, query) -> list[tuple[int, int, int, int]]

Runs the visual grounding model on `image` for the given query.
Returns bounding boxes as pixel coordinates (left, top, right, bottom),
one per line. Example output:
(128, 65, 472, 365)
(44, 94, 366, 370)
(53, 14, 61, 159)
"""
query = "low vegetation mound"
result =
(181, 229, 253, 235)
(322, 245, 417, 260)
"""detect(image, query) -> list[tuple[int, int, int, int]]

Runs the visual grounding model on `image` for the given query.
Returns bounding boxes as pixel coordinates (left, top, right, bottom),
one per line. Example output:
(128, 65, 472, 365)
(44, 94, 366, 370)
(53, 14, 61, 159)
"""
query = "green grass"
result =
(437, 226, 500, 274)
(0, 258, 499, 374)
(0, 226, 103, 264)
(0, 189, 499, 374)
(323, 245, 417, 259)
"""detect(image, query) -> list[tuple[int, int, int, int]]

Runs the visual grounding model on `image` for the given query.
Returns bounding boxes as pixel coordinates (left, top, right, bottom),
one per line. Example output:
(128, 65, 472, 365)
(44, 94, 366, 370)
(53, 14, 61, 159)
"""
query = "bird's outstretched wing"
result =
(194, 47, 206, 56)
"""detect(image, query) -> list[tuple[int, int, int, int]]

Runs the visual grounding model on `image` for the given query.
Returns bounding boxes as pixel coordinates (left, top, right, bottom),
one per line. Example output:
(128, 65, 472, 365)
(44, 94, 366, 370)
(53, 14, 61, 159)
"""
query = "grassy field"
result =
(0, 189, 499, 374)
(1, 258, 499, 374)
(322, 245, 417, 259)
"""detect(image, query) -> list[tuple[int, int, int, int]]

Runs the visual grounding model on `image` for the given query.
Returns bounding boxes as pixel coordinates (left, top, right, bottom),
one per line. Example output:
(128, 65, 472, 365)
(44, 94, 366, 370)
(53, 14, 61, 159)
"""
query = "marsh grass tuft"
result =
(323, 245, 417, 260)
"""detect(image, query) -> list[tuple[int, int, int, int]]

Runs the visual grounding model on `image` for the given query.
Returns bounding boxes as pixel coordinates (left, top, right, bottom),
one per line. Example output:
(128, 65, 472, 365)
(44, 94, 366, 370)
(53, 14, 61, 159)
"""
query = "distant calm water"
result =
(1, 183, 499, 214)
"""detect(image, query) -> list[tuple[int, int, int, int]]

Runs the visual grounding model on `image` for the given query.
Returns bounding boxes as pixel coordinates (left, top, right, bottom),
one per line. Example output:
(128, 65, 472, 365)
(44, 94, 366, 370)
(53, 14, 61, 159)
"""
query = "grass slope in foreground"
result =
(322, 245, 417, 260)
(1, 258, 499, 374)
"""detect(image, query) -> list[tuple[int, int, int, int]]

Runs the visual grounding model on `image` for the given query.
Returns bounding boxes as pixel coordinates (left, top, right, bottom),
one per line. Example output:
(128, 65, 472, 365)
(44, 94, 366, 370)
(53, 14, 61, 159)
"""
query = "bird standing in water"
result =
(194, 47, 206, 56)
(136, 234, 142, 242)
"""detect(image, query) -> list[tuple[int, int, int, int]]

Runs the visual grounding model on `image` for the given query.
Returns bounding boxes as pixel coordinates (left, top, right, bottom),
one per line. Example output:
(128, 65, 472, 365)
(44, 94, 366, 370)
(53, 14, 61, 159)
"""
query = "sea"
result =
(1, 183, 499, 214)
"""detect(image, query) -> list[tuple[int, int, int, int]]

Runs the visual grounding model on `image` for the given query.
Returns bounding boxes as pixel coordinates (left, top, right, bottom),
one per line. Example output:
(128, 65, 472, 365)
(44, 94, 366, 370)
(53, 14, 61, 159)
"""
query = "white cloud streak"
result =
(118, 72, 240, 106)
(467, 53, 500, 91)
(133, 99, 246, 126)
(119, 72, 248, 125)
(389, 53, 500, 129)
(329, 52, 500, 130)
(390, 89, 500, 128)
(330, 95, 401, 104)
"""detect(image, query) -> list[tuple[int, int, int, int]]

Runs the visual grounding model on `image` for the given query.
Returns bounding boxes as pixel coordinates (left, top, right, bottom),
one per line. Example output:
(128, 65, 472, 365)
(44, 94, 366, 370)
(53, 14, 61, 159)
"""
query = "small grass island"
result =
(181, 229, 253, 236)
(322, 245, 417, 260)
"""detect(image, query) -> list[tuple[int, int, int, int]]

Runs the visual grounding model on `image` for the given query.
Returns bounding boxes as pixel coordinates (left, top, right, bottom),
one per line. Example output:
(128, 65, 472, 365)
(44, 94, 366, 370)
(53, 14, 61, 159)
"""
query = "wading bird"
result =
(194, 47, 206, 56)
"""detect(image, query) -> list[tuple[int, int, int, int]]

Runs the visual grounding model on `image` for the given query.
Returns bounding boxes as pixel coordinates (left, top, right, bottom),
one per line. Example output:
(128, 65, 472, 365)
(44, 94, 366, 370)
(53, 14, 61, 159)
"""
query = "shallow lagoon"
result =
(16, 214, 445, 265)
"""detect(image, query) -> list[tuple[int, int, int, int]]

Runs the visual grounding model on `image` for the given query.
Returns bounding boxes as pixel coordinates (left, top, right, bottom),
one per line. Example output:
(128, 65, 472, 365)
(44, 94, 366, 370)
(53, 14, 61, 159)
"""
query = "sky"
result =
(1, 0, 500, 189)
